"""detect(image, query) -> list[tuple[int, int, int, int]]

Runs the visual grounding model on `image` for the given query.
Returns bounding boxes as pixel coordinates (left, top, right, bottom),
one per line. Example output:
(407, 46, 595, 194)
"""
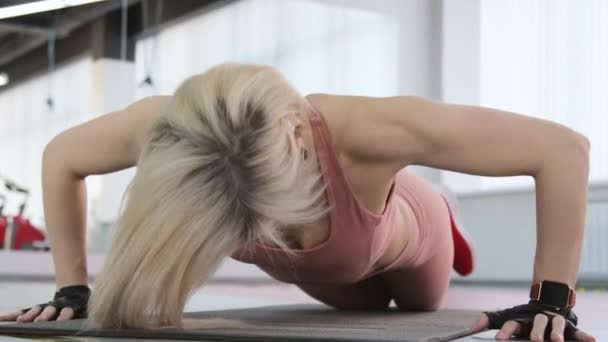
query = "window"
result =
(443, 0, 608, 192)
(134, 0, 399, 99)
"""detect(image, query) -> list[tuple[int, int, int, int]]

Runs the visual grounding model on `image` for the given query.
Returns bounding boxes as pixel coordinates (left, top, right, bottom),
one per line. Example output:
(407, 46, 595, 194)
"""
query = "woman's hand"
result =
(0, 306, 76, 323)
(0, 285, 90, 323)
(469, 303, 596, 342)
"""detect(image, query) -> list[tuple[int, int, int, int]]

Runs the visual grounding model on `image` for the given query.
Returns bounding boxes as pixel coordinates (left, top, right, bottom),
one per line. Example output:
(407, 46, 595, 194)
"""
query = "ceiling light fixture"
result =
(0, 73, 8, 87)
(0, 0, 110, 20)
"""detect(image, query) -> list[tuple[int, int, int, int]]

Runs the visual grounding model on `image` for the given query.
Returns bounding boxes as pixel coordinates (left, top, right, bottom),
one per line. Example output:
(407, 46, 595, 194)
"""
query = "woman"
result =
(0, 63, 594, 342)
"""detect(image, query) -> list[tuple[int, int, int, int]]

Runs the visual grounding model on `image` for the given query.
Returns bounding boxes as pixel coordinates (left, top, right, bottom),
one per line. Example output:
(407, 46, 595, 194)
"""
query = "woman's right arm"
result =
(7, 95, 171, 323)
(44, 95, 171, 288)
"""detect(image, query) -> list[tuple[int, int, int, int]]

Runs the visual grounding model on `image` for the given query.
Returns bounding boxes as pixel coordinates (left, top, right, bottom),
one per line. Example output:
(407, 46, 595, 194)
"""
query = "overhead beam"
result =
(0, 0, 111, 20)
(0, 0, 225, 93)
(136, 0, 230, 39)
(0, 22, 95, 93)
(0, 1, 142, 92)
(0, 21, 56, 37)
(0, 34, 47, 66)
(0, 0, 141, 67)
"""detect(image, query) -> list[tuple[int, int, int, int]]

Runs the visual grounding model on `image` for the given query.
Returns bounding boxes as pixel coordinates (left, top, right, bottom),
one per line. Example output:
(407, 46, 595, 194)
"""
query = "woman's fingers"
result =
(497, 320, 521, 340)
(0, 307, 76, 323)
(468, 311, 595, 342)
(574, 329, 596, 342)
(529, 314, 549, 342)
(549, 315, 565, 342)
(56, 307, 75, 321)
(469, 313, 489, 332)
(543, 311, 596, 342)
(0, 311, 22, 322)
(16, 306, 42, 322)
(33, 306, 57, 322)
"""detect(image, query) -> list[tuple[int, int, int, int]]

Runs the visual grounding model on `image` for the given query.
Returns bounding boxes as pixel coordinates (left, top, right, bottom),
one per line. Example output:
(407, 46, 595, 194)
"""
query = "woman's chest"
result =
(289, 151, 395, 248)
(288, 155, 407, 278)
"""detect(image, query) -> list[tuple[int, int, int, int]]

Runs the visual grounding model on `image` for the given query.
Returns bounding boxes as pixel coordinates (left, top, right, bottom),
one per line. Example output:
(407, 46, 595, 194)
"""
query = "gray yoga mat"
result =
(0, 304, 480, 342)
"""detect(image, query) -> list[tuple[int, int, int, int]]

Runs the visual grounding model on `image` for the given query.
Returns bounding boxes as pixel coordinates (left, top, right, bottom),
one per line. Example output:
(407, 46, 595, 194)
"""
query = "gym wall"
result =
(0, 55, 98, 228)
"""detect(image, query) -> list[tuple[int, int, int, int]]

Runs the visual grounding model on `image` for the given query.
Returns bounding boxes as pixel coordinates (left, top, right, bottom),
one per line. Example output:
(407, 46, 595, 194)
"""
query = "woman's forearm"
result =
(532, 139, 590, 288)
(42, 144, 89, 288)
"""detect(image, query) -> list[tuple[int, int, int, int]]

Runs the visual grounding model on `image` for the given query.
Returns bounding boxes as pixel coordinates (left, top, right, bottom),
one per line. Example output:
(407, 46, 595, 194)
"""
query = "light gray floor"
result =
(1, 281, 606, 341)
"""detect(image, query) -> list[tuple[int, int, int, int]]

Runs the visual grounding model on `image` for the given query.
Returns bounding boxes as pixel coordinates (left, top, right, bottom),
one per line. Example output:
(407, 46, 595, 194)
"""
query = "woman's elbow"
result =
(565, 131, 591, 171)
(562, 129, 590, 158)
(42, 138, 62, 168)
(576, 132, 591, 155)
(570, 132, 591, 169)
(42, 137, 78, 179)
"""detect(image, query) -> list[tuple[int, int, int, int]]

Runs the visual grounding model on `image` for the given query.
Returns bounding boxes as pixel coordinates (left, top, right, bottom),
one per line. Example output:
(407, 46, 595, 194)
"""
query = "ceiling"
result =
(0, 0, 224, 91)
(0, 0, 40, 7)
(0, 0, 141, 68)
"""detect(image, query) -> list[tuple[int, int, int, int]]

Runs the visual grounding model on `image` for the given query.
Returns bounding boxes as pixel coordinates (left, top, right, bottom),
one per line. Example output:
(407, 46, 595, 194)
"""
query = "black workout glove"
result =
(21, 285, 91, 319)
(484, 301, 579, 341)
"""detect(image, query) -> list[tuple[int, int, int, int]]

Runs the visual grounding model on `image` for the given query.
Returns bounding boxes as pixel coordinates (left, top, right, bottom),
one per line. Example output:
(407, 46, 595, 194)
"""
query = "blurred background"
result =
(0, 0, 606, 288)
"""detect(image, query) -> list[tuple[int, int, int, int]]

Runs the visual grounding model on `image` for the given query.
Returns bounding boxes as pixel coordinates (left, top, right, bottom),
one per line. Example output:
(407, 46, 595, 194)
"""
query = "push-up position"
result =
(0, 63, 594, 342)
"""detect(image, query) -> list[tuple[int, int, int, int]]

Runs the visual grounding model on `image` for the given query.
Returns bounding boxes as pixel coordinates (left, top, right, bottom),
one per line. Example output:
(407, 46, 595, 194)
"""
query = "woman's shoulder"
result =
(304, 93, 356, 151)
(126, 95, 173, 155)
(304, 93, 379, 157)
(305, 93, 410, 179)
(305, 93, 399, 210)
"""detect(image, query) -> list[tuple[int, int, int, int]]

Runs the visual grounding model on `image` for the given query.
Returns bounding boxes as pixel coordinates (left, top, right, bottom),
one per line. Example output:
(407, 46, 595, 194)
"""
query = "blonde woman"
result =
(0, 63, 594, 342)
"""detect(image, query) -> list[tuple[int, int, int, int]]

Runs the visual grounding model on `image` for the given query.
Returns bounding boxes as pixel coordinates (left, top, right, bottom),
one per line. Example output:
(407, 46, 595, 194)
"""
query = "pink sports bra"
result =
(230, 95, 421, 285)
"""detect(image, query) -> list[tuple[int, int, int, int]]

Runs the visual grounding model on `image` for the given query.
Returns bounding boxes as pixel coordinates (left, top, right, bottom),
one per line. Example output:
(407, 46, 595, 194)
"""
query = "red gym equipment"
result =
(0, 176, 49, 251)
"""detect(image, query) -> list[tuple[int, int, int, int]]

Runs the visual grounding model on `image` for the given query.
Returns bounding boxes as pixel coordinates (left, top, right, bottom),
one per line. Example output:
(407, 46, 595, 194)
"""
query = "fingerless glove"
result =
(21, 285, 90, 319)
(484, 301, 579, 340)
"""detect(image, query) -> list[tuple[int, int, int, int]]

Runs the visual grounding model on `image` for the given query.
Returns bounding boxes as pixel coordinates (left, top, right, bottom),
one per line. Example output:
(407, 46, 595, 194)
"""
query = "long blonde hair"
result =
(87, 63, 331, 328)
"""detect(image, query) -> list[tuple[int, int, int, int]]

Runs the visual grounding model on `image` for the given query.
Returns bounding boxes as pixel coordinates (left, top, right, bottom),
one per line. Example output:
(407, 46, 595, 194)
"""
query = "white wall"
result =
(441, 0, 480, 105)
(456, 184, 608, 283)
(89, 59, 136, 224)
(312, 0, 442, 98)
(0, 56, 136, 255)
(0, 55, 98, 227)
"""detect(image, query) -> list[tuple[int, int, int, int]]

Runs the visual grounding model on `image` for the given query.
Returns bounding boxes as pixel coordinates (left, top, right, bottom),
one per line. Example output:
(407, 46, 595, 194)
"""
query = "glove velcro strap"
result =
(53, 285, 90, 301)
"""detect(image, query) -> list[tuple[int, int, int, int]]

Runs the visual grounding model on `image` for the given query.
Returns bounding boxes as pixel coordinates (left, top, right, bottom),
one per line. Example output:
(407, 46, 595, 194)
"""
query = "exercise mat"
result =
(0, 304, 480, 342)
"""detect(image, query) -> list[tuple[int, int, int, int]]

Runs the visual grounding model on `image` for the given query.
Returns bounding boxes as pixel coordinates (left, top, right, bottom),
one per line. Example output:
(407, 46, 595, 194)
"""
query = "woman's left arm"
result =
(532, 142, 588, 288)
(340, 94, 592, 341)
(345, 95, 589, 287)
(397, 97, 589, 288)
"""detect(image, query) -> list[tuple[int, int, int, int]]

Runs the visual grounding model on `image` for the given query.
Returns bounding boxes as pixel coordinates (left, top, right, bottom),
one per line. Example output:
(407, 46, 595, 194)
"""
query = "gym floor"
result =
(0, 281, 606, 341)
